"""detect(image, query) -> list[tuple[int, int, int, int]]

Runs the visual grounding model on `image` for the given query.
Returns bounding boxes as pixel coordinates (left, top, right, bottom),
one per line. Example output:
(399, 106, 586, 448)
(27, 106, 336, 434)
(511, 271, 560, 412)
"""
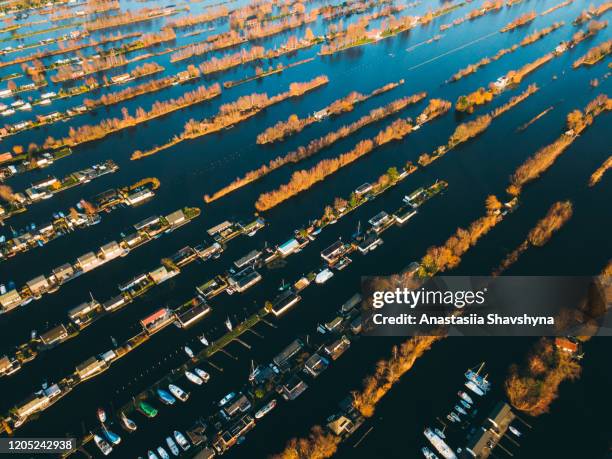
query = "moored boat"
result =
(465, 362, 491, 392)
(454, 405, 467, 416)
(93, 434, 112, 456)
(103, 427, 121, 445)
(157, 388, 176, 405)
(165, 436, 180, 456)
(254, 399, 277, 419)
(156, 446, 170, 459)
(315, 268, 334, 284)
(174, 430, 190, 451)
(194, 367, 210, 382)
(139, 401, 158, 418)
(457, 391, 473, 404)
(465, 380, 484, 396)
(147, 450, 159, 459)
(184, 346, 194, 358)
(120, 411, 137, 431)
(199, 334, 208, 346)
(509, 426, 521, 437)
(424, 427, 457, 459)
(168, 384, 189, 402)
(184, 370, 203, 386)
(97, 408, 106, 423)
(218, 391, 236, 407)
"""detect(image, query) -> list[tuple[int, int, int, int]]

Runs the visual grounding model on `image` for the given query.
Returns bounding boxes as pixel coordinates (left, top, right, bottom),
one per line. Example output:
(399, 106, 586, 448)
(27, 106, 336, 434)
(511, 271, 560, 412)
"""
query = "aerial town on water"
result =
(0, 0, 609, 457)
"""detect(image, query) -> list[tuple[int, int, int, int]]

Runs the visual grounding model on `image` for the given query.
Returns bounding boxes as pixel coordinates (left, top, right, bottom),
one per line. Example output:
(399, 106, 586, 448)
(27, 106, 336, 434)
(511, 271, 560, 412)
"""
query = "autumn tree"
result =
(485, 195, 502, 214)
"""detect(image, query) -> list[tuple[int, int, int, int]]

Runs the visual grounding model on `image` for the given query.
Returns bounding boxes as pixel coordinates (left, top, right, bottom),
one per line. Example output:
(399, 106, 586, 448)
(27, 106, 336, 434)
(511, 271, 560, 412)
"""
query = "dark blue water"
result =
(0, 0, 610, 457)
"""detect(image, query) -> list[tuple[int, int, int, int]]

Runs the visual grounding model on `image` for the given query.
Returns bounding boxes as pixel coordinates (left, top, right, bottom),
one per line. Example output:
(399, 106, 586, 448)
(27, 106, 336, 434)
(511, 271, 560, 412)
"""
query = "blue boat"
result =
(157, 388, 176, 405)
(103, 427, 122, 445)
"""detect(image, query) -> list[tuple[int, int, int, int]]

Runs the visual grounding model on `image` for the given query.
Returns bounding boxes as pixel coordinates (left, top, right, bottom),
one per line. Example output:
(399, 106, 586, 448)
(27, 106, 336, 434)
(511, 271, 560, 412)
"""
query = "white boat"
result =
(218, 392, 236, 407)
(460, 400, 471, 410)
(225, 316, 232, 331)
(465, 362, 491, 392)
(422, 446, 440, 459)
(509, 426, 522, 437)
(424, 427, 457, 459)
(199, 334, 209, 346)
(166, 436, 180, 456)
(168, 384, 189, 402)
(194, 367, 210, 382)
(446, 414, 457, 423)
(434, 428, 445, 439)
(2, 108, 15, 116)
(120, 411, 137, 431)
(147, 451, 159, 459)
(254, 399, 277, 419)
(465, 380, 484, 396)
(184, 346, 194, 358)
(449, 412, 461, 423)
(17, 102, 31, 111)
(315, 268, 334, 284)
(174, 430, 190, 451)
(157, 446, 170, 459)
(185, 370, 203, 385)
(457, 391, 473, 404)
(93, 434, 112, 456)
(10, 100, 24, 107)
(97, 408, 106, 423)
(454, 405, 467, 416)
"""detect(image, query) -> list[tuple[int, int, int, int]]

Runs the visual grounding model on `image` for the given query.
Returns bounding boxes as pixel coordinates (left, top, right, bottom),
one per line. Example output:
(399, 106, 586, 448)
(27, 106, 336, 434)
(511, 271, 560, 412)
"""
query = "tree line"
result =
(43, 84, 221, 150)
(508, 94, 611, 196)
(494, 201, 573, 275)
(205, 92, 425, 202)
(256, 80, 402, 144)
(254, 98, 450, 211)
(84, 65, 200, 108)
(132, 76, 329, 160)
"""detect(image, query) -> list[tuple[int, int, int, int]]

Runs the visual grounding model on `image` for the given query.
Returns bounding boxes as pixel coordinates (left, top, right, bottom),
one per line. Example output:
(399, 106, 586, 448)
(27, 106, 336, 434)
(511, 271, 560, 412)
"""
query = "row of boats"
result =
(92, 359, 211, 455)
(93, 429, 190, 457)
(422, 363, 492, 459)
(144, 431, 190, 459)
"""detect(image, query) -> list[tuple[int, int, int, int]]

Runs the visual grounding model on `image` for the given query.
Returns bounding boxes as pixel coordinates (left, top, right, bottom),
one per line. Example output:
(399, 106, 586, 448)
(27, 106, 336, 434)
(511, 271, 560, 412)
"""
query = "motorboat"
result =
(93, 434, 112, 456)
(165, 436, 180, 456)
(194, 367, 210, 383)
(168, 384, 189, 402)
(174, 430, 190, 451)
(157, 388, 176, 405)
(156, 446, 170, 459)
(103, 427, 121, 445)
(120, 411, 137, 432)
(184, 370, 203, 386)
